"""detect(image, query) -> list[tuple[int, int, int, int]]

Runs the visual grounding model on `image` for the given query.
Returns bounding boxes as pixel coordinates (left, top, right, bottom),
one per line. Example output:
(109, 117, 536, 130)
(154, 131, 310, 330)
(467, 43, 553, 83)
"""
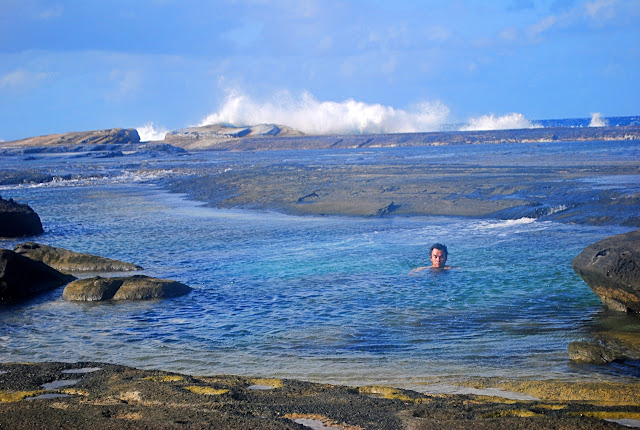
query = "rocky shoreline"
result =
(2, 126, 640, 428)
(1, 361, 639, 429)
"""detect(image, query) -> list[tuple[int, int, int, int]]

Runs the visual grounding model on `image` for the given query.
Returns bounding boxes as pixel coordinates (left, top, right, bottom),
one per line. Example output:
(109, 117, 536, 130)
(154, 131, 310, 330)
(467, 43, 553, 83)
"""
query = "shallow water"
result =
(1, 142, 639, 389)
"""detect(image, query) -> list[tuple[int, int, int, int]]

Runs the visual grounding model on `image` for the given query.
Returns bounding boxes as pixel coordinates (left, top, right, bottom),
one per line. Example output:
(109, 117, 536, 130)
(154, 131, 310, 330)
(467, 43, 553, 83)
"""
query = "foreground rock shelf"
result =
(1, 362, 639, 429)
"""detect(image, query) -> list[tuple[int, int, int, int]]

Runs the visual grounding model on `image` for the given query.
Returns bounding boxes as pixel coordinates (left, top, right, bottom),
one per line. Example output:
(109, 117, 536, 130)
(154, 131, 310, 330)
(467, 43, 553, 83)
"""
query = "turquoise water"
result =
(1, 142, 639, 389)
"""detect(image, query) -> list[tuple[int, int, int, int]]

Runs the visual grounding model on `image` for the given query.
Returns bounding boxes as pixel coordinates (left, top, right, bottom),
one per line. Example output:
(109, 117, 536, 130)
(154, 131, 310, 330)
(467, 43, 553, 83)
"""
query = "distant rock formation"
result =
(0, 249, 75, 300)
(0, 196, 44, 238)
(62, 275, 192, 301)
(163, 124, 640, 151)
(163, 123, 304, 150)
(572, 229, 640, 313)
(0, 128, 140, 148)
(14, 242, 143, 273)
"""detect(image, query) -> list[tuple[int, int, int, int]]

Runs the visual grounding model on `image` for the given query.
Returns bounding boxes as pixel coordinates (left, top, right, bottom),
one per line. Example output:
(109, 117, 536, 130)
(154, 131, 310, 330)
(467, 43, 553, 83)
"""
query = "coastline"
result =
(2, 128, 640, 428)
(2, 361, 640, 429)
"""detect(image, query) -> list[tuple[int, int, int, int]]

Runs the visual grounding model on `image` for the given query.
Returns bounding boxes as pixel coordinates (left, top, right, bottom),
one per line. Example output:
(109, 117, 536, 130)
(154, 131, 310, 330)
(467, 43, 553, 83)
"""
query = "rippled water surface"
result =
(1, 142, 639, 389)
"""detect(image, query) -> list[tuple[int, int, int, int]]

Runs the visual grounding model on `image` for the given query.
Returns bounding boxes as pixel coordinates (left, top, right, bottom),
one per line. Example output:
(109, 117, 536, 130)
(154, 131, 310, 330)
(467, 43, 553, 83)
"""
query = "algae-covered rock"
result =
(568, 341, 619, 364)
(14, 242, 142, 273)
(572, 229, 640, 312)
(62, 275, 192, 301)
(0, 249, 75, 300)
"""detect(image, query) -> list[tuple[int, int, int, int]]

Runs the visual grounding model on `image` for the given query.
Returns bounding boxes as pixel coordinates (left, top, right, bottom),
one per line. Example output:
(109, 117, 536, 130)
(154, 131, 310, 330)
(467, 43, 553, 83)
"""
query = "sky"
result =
(1, 0, 639, 141)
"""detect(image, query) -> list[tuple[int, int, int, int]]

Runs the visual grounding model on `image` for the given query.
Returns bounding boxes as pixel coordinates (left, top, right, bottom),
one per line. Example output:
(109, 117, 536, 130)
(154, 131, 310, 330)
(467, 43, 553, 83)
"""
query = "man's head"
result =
(429, 243, 448, 269)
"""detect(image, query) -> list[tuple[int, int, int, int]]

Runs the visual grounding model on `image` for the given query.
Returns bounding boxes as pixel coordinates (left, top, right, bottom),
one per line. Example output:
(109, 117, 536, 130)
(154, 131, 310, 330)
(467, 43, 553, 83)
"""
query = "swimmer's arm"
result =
(409, 266, 429, 275)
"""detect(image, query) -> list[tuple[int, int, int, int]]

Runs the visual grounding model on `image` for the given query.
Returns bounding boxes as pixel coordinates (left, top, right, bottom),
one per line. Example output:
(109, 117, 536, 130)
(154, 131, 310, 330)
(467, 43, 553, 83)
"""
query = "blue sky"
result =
(1, 0, 639, 140)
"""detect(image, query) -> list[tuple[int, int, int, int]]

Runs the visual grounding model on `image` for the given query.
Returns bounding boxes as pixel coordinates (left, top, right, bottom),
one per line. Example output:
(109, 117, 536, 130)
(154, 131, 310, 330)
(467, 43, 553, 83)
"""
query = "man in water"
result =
(410, 243, 450, 273)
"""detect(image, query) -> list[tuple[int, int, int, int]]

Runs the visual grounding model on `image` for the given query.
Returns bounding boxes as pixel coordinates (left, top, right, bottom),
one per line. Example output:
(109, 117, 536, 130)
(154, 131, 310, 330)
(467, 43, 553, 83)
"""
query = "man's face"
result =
(430, 249, 447, 268)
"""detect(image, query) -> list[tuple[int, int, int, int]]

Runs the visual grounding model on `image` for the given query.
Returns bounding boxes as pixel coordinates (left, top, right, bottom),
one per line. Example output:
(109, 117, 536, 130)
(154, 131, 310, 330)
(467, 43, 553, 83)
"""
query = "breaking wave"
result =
(137, 122, 169, 142)
(459, 113, 542, 131)
(199, 90, 451, 135)
(588, 112, 607, 127)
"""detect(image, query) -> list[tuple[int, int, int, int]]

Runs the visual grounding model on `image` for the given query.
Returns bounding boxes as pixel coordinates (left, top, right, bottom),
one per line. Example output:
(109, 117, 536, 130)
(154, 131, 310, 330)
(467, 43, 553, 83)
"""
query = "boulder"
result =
(568, 341, 620, 364)
(62, 275, 192, 301)
(14, 242, 142, 273)
(572, 229, 640, 312)
(0, 249, 75, 300)
(0, 196, 44, 238)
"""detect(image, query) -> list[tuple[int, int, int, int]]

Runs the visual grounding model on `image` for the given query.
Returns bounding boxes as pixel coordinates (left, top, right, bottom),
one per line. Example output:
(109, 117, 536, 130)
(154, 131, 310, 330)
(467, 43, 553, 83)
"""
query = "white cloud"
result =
(526, 15, 557, 41)
(0, 69, 48, 90)
(39, 4, 63, 20)
(105, 69, 141, 101)
(584, 0, 616, 19)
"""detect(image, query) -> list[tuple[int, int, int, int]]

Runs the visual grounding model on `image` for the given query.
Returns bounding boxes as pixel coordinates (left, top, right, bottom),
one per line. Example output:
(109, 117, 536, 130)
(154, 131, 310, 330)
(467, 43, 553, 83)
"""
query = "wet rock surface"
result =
(1, 362, 639, 430)
(572, 229, 640, 312)
(168, 156, 640, 225)
(0, 196, 43, 238)
(0, 249, 75, 300)
(14, 242, 143, 273)
(62, 275, 192, 301)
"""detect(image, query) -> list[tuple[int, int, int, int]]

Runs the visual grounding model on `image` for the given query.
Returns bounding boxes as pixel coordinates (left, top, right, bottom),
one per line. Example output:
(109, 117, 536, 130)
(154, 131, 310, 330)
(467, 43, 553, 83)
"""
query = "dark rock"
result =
(568, 341, 619, 364)
(0, 196, 44, 238)
(62, 275, 192, 301)
(0, 249, 75, 300)
(572, 229, 640, 312)
(13, 242, 143, 273)
(375, 201, 400, 217)
(297, 192, 320, 204)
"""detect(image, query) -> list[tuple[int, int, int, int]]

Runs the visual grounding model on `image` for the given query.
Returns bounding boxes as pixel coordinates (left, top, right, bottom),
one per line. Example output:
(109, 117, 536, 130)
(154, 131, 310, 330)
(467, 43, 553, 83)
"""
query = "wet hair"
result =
(430, 243, 448, 257)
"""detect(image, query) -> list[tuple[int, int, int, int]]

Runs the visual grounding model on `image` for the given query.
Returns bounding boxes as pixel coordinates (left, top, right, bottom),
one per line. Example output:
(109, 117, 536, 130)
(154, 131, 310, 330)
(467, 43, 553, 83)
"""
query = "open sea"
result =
(1, 130, 639, 392)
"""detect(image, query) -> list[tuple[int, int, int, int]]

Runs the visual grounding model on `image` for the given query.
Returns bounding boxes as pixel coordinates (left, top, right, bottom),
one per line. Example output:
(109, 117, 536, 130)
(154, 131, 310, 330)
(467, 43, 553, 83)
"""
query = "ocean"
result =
(1, 124, 639, 391)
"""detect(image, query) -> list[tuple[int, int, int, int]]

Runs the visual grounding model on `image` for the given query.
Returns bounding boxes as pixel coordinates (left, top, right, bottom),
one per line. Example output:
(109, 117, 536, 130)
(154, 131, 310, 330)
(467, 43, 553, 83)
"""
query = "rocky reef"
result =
(14, 242, 143, 273)
(164, 123, 304, 150)
(0, 196, 44, 238)
(1, 361, 640, 429)
(62, 275, 193, 301)
(162, 123, 640, 151)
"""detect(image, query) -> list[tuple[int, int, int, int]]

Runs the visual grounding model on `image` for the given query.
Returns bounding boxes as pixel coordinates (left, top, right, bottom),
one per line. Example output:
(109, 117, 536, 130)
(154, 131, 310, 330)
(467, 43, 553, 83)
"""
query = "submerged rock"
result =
(572, 229, 640, 313)
(14, 242, 143, 273)
(62, 275, 192, 301)
(0, 196, 44, 238)
(0, 249, 75, 300)
(568, 341, 620, 364)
